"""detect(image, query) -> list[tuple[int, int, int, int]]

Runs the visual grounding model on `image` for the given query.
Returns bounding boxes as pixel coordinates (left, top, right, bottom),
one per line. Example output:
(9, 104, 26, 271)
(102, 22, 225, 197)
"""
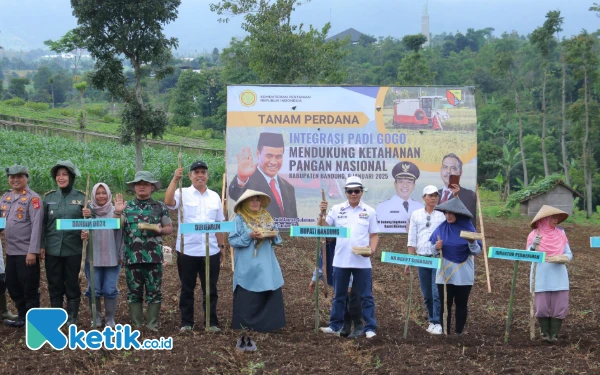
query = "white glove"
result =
(532, 235, 542, 249)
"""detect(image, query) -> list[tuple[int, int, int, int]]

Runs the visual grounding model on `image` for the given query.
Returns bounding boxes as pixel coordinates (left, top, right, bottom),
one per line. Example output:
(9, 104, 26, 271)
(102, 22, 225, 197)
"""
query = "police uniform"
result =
(121, 171, 172, 331)
(0, 165, 43, 326)
(376, 161, 424, 233)
(41, 160, 86, 325)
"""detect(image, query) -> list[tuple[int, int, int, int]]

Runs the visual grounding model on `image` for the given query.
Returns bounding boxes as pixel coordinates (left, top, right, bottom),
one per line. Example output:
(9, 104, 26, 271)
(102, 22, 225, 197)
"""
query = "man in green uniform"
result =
(41, 160, 86, 325)
(0, 165, 41, 327)
(114, 171, 173, 331)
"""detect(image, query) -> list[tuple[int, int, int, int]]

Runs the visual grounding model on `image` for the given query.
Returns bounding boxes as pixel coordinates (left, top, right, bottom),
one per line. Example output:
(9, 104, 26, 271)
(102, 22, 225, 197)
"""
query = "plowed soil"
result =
(0, 214, 598, 374)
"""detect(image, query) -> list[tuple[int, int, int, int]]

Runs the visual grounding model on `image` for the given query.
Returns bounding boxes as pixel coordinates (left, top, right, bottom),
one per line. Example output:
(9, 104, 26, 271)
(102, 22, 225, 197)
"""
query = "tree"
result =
(485, 141, 522, 200)
(8, 78, 30, 99)
(210, 0, 348, 84)
(71, 0, 180, 171)
(530, 11, 562, 177)
(169, 70, 203, 127)
(44, 30, 86, 74)
(566, 31, 598, 218)
(493, 33, 529, 187)
(73, 81, 87, 140)
(401, 34, 428, 81)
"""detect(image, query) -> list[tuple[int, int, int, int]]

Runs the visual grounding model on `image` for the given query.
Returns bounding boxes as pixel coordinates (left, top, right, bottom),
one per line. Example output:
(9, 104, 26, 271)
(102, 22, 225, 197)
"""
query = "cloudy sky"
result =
(0, 0, 597, 53)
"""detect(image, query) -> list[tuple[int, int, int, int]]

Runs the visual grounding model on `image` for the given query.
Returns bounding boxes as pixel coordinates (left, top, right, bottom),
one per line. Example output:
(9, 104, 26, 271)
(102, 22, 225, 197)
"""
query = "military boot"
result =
(66, 299, 80, 326)
(538, 317, 551, 341)
(146, 303, 161, 332)
(0, 294, 18, 320)
(128, 303, 143, 329)
(550, 318, 563, 342)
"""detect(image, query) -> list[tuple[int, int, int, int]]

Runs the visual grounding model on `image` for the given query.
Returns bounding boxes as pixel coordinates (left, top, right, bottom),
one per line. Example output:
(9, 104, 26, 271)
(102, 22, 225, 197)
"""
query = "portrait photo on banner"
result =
(226, 86, 478, 231)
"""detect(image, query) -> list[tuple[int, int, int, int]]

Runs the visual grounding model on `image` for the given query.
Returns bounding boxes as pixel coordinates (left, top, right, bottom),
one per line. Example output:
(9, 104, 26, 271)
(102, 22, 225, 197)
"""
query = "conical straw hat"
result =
(233, 189, 271, 213)
(530, 205, 569, 228)
(434, 197, 473, 218)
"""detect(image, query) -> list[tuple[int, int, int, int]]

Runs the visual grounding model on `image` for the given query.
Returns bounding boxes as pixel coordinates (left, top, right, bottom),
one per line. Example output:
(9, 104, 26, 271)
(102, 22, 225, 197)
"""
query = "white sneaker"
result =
(365, 331, 376, 339)
(430, 324, 443, 335)
(426, 323, 435, 333)
(319, 327, 340, 335)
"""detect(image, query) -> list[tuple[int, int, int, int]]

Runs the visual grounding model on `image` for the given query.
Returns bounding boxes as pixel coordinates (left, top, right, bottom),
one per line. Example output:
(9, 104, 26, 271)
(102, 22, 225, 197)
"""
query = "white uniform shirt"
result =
(376, 195, 424, 233)
(166, 186, 225, 257)
(326, 200, 379, 269)
(406, 208, 446, 256)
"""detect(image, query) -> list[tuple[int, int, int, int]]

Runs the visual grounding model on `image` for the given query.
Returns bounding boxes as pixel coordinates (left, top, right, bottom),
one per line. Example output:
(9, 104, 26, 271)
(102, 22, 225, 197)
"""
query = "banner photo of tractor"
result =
(226, 86, 478, 232)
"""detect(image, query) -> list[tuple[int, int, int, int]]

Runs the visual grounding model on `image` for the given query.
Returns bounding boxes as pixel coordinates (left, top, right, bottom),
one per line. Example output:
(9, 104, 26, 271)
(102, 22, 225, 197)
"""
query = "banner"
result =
(226, 86, 478, 231)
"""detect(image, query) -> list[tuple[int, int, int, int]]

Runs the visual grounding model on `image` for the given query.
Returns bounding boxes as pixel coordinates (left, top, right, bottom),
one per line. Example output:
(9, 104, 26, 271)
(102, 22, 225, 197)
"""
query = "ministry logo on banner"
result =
(26, 308, 173, 351)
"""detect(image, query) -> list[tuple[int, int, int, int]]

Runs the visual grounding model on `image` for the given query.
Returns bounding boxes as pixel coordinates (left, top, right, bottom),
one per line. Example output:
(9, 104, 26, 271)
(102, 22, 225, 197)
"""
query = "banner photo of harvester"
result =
(226, 85, 478, 233)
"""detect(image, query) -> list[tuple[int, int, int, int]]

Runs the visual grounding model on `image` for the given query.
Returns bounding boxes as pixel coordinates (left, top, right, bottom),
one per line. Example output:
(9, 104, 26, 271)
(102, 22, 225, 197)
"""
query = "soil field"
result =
(0, 214, 598, 374)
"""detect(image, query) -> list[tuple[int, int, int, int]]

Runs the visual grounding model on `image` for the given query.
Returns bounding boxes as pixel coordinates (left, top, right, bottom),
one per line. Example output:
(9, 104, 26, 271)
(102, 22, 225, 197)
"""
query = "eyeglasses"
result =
(426, 215, 431, 227)
(345, 189, 363, 195)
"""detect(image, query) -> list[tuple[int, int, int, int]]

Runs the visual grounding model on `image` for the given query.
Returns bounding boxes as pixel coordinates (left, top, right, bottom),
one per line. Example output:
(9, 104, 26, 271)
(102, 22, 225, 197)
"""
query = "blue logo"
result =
(26, 308, 172, 351)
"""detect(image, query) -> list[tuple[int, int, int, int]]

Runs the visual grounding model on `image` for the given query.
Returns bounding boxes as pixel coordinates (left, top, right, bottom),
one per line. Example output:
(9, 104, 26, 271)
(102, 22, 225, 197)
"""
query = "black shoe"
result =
(245, 337, 257, 352)
(347, 323, 364, 339)
(340, 320, 352, 337)
(236, 335, 246, 351)
(5, 318, 25, 328)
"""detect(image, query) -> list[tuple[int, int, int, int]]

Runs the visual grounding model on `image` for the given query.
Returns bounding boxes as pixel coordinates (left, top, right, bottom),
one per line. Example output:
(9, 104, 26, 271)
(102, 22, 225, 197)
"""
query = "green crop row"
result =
(0, 129, 225, 195)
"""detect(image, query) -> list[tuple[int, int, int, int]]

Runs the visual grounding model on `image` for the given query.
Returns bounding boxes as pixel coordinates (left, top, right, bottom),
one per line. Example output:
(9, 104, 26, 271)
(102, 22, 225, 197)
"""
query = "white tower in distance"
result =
(421, 1, 430, 47)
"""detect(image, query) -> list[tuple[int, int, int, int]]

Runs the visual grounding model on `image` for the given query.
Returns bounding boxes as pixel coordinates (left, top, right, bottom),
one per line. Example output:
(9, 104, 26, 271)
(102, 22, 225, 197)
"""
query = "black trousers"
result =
(177, 252, 220, 327)
(6, 255, 40, 319)
(437, 284, 472, 334)
(45, 254, 82, 306)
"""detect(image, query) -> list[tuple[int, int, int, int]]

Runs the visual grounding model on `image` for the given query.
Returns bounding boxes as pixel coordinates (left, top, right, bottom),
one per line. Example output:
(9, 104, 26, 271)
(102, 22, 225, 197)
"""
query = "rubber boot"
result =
(340, 314, 352, 337)
(538, 317, 551, 341)
(66, 299, 80, 326)
(88, 297, 102, 328)
(0, 294, 18, 320)
(146, 303, 161, 332)
(347, 322, 364, 339)
(128, 303, 144, 329)
(104, 298, 117, 328)
(550, 318, 563, 342)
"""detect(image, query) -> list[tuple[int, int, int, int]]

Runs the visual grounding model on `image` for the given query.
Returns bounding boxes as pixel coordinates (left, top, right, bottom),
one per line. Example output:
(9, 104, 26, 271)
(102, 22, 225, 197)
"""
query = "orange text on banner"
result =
(227, 112, 370, 128)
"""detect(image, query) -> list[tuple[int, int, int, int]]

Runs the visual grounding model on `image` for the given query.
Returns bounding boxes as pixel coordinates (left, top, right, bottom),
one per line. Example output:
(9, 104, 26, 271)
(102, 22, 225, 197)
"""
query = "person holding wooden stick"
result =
(429, 197, 481, 336)
(318, 176, 379, 339)
(81, 183, 123, 328)
(41, 160, 86, 325)
(228, 189, 285, 348)
(115, 171, 173, 332)
(164, 161, 226, 332)
(527, 205, 572, 342)
(406, 185, 446, 335)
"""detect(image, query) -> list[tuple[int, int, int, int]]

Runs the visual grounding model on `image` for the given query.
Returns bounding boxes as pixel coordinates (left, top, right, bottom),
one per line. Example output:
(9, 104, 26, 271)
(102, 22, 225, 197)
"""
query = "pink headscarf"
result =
(526, 216, 568, 257)
(90, 183, 114, 217)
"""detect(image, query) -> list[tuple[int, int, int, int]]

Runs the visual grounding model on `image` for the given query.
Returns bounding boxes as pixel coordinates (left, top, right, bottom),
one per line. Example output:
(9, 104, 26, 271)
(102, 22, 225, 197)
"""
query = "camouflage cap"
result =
(5, 164, 29, 177)
(51, 160, 82, 178)
(126, 171, 162, 191)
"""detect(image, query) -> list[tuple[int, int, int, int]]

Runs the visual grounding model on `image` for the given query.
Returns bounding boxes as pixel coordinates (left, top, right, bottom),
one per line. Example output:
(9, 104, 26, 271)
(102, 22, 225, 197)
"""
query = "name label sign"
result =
(380, 252, 441, 269)
(289, 226, 350, 238)
(179, 221, 236, 234)
(0, 218, 5, 229)
(488, 247, 546, 263)
(57, 219, 120, 230)
(591, 237, 600, 248)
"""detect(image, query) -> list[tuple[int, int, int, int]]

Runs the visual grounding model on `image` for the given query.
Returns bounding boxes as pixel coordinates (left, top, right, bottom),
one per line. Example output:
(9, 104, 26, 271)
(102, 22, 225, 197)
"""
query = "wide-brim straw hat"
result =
(233, 189, 271, 213)
(434, 197, 473, 218)
(530, 205, 569, 228)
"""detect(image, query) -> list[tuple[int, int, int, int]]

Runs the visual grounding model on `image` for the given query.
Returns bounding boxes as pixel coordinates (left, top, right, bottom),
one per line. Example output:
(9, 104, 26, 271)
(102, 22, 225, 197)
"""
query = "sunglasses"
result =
(345, 189, 363, 195)
(426, 215, 431, 227)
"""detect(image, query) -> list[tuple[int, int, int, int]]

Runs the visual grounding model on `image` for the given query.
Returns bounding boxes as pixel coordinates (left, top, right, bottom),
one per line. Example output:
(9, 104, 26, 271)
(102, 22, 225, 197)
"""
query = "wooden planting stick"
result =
(320, 189, 328, 298)
(178, 147, 184, 256)
(438, 235, 448, 336)
(505, 260, 519, 343)
(221, 173, 233, 272)
(403, 266, 413, 339)
(314, 238, 320, 334)
(476, 184, 492, 293)
(530, 263, 538, 340)
(83, 173, 98, 329)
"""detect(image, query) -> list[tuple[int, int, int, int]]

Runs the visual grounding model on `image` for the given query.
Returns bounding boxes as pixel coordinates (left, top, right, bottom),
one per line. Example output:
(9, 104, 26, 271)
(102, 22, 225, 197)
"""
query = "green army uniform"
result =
(41, 160, 85, 325)
(122, 171, 171, 331)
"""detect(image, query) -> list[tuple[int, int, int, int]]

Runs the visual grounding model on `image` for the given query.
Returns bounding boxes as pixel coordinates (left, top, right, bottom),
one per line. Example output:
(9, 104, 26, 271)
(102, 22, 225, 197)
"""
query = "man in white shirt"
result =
(318, 176, 379, 339)
(407, 185, 452, 335)
(165, 161, 225, 332)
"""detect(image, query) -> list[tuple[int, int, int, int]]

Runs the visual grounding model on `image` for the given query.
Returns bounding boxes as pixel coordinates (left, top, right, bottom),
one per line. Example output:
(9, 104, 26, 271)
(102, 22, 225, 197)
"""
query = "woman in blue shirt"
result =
(229, 189, 285, 349)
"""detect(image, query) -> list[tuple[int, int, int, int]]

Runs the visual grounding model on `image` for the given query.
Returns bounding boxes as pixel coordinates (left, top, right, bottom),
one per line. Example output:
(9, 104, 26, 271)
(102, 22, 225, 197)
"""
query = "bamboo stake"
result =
(82, 173, 97, 329)
(530, 263, 538, 340)
(476, 184, 492, 293)
(320, 189, 328, 298)
(314, 238, 320, 334)
(438, 235, 448, 336)
(205, 232, 210, 332)
(403, 266, 413, 339)
(505, 260, 519, 343)
(221, 173, 233, 272)
(178, 147, 184, 256)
